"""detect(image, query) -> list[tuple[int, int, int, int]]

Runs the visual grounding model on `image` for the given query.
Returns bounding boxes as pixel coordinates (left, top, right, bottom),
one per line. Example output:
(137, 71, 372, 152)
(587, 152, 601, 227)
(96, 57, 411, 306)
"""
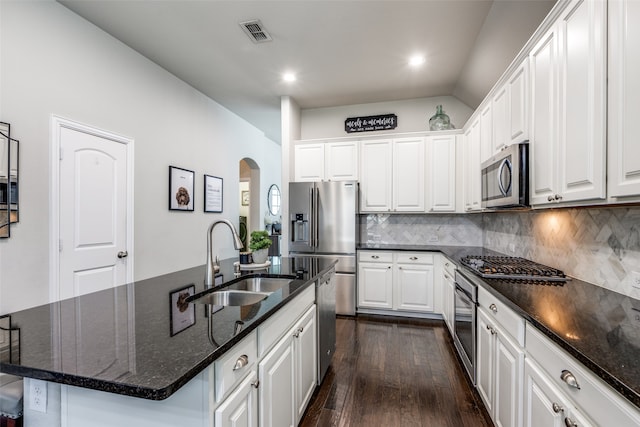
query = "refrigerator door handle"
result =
(314, 187, 320, 247)
(309, 187, 314, 247)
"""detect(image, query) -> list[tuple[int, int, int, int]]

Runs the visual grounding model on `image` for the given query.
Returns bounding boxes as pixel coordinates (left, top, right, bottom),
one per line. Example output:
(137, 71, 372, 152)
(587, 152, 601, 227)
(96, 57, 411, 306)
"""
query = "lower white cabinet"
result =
(476, 306, 525, 427)
(441, 257, 456, 334)
(215, 370, 259, 427)
(357, 251, 436, 315)
(259, 304, 317, 427)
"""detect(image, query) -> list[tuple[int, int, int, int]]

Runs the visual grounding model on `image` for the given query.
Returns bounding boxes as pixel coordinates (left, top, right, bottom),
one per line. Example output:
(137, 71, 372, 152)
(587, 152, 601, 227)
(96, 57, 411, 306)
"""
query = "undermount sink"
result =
(193, 290, 269, 306)
(227, 277, 293, 293)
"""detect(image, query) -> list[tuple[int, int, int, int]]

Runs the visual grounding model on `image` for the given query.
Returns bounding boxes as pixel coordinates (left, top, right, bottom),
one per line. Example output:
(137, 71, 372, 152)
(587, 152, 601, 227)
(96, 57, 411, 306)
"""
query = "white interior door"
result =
(53, 117, 133, 300)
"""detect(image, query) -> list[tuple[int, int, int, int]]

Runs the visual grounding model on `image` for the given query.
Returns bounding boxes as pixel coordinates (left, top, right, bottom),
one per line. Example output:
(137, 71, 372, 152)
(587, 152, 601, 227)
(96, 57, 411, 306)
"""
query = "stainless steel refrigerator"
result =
(288, 181, 358, 316)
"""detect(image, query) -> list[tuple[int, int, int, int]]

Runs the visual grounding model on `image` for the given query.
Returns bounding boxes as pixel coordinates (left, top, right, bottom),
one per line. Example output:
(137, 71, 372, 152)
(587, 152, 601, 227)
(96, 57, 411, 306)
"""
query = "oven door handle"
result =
(454, 284, 477, 306)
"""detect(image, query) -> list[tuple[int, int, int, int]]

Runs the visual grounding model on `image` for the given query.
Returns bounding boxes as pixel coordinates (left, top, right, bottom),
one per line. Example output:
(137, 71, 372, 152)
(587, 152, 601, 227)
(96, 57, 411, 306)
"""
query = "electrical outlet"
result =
(29, 379, 47, 413)
(631, 271, 640, 290)
(428, 235, 439, 243)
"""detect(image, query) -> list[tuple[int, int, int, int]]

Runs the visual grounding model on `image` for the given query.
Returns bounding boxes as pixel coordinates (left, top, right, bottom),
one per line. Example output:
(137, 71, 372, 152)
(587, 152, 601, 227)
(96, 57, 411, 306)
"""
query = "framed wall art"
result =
(204, 174, 223, 213)
(169, 284, 196, 336)
(241, 190, 250, 206)
(169, 166, 194, 211)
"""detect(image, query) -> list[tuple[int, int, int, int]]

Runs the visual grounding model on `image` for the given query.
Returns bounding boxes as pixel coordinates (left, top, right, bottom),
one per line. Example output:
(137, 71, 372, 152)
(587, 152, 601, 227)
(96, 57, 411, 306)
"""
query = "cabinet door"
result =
(557, 0, 606, 203)
(325, 141, 358, 181)
(608, 0, 640, 198)
(215, 371, 259, 427)
(480, 103, 493, 162)
(529, 27, 559, 206)
(357, 262, 393, 309)
(294, 144, 324, 182)
(360, 139, 393, 212)
(294, 306, 317, 423)
(464, 120, 482, 212)
(258, 335, 295, 427)
(494, 330, 524, 427)
(395, 263, 434, 313)
(477, 309, 495, 415)
(492, 84, 510, 154)
(426, 135, 456, 212)
(523, 360, 568, 427)
(442, 272, 455, 334)
(509, 58, 529, 144)
(393, 137, 425, 212)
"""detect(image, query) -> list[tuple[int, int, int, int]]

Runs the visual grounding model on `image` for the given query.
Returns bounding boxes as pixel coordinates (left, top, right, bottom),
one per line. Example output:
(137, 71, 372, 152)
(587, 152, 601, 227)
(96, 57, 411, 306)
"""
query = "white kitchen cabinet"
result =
(359, 139, 393, 212)
(477, 308, 525, 427)
(480, 103, 493, 162)
(530, 0, 606, 206)
(258, 330, 295, 427)
(393, 137, 426, 212)
(492, 83, 510, 155)
(523, 359, 593, 427)
(440, 256, 456, 335)
(325, 141, 359, 181)
(395, 261, 434, 313)
(509, 59, 529, 145)
(293, 306, 317, 423)
(426, 135, 456, 212)
(294, 143, 325, 182)
(214, 370, 259, 427)
(608, 0, 640, 199)
(463, 118, 482, 212)
(357, 254, 393, 309)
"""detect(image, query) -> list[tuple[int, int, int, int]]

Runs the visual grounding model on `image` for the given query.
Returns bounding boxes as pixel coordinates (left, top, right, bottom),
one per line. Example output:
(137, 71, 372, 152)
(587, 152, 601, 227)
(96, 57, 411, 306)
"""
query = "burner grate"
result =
(460, 256, 567, 282)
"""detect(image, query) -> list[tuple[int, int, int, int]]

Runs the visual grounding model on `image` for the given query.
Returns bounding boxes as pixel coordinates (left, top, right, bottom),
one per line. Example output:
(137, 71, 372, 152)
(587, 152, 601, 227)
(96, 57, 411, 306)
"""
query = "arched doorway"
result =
(239, 158, 260, 246)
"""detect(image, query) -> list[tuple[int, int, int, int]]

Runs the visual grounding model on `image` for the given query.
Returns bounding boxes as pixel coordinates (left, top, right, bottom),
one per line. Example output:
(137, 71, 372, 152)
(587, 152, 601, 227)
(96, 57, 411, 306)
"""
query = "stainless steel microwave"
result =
(481, 142, 529, 209)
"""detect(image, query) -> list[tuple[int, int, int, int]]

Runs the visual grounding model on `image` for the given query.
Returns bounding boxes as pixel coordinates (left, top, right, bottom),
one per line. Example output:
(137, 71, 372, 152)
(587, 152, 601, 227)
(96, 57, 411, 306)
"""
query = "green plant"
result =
(249, 230, 272, 251)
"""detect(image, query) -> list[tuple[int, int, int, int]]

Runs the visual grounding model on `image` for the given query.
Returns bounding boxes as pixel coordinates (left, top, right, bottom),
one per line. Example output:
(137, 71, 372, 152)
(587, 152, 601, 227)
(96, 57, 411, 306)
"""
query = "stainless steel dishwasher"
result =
(316, 268, 336, 384)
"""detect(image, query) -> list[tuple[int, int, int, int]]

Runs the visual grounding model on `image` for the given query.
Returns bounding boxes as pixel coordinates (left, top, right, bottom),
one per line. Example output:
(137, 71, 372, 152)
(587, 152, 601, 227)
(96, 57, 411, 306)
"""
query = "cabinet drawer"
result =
(395, 252, 434, 264)
(442, 256, 456, 277)
(477, 286, 524, 346)
(214, 330, 257, 403)
(526, 324, 640, 427)
(358, 251, 393, 263)
(258, 285, 315, 358)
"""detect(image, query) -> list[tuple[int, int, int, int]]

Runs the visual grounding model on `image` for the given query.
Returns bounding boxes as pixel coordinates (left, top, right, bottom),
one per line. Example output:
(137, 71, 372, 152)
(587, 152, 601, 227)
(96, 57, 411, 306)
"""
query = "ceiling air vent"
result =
(239, 20, 273, 43)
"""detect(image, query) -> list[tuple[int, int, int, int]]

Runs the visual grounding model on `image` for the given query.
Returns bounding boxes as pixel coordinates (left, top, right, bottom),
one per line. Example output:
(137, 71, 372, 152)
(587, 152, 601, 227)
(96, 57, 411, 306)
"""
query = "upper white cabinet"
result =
(426, 135, 456, 212)
(480, 103, 493, 162)
(293, 141, 358, 182)
(393, 137, 426, 211)
(530, 0, 606, 206)
(325, 141, 359, 181)
(509, 59, 529, 145)
(492, 83, 510, 154)
(463, 119, 482, 212)
(294, 143, 325, 182)
(359, 139, 394, 212)
(608, 0, 640, 199)
(360, 137, 426, 213)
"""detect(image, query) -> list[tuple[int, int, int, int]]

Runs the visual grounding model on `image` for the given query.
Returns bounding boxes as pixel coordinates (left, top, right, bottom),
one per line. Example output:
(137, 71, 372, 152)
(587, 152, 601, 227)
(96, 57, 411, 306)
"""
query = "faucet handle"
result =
(214, 255, 220, 273)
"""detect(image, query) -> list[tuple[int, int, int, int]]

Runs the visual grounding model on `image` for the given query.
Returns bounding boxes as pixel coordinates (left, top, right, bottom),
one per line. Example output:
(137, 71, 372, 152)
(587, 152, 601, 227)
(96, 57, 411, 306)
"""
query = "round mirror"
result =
(267, 184, 281, 216)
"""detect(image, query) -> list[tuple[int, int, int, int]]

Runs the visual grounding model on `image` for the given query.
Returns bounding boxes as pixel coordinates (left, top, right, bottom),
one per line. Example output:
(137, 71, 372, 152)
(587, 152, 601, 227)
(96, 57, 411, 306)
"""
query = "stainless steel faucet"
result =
(205, 219, 244, 287)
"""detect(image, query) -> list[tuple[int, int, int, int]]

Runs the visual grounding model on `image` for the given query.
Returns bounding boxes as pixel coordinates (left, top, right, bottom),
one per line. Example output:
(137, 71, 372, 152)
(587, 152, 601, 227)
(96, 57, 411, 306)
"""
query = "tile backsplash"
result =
(362, 206, 640, 299)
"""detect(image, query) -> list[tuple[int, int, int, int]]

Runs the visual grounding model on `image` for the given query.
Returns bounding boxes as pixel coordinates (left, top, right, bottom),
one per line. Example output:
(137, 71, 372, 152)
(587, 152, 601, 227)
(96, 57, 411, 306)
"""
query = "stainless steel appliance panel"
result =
(481, 142, 529, 209)
(453, 271, 477, 385)
(289, 182, 314, 252)
(317, 270, 336, 383)
(334, 272, 355, 316)
(315, 181, 357, 254)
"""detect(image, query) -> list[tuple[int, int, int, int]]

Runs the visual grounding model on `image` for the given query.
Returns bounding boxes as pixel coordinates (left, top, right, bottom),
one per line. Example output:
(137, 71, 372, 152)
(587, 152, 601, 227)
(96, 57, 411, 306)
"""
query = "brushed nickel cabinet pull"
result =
(233, 355, 249, 371)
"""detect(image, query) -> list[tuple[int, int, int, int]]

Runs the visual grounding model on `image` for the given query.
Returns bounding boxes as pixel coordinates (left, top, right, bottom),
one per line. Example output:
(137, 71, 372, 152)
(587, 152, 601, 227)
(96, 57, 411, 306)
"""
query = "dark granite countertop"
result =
(0, 256, 336, 400)
(358, 243, 640, 409)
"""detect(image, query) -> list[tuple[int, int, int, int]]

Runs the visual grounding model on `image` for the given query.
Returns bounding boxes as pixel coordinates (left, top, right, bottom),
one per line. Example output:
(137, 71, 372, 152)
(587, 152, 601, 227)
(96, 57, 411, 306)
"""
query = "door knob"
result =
(117, 251, 128, 258)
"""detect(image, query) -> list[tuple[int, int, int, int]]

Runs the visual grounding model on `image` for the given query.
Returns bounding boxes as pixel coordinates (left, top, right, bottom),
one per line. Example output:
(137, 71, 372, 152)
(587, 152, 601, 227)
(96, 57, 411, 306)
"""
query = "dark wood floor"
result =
(300, 315, 492, 427)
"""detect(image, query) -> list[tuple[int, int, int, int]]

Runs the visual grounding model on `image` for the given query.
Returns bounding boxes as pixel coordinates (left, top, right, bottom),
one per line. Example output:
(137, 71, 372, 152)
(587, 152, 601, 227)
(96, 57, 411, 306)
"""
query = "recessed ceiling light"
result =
(283, 72, 296, 83)
(409, 55, 426, 67)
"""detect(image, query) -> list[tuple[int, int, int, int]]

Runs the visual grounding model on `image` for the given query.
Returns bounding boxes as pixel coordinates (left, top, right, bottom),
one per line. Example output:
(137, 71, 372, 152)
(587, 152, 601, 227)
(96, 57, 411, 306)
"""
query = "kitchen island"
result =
(0, 256, 336, 426)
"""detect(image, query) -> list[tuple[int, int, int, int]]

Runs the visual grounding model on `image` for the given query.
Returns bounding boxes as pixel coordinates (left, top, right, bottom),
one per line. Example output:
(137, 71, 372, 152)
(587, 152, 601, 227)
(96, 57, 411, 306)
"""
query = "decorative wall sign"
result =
(169, 284, 196, 336)
(169, 166, 194, 211)
(345, 114, 397, 133)
(204, 174, 223, 213)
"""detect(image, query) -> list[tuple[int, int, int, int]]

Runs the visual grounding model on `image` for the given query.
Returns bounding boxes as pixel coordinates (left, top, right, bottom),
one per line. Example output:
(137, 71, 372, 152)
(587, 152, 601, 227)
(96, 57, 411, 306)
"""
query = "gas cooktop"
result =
(460, 255, 567, 283)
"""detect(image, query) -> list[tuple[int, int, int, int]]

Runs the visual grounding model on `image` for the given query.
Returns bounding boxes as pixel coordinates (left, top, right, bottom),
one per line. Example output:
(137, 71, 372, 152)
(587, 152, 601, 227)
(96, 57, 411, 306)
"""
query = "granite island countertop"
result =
(0, 256, 336, 400)
(358, 243, 640, 409)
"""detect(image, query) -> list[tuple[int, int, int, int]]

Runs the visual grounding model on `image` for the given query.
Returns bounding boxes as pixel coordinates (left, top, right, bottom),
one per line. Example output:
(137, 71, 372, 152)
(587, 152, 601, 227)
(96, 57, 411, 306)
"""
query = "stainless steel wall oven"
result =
(453, 271, 478, 385)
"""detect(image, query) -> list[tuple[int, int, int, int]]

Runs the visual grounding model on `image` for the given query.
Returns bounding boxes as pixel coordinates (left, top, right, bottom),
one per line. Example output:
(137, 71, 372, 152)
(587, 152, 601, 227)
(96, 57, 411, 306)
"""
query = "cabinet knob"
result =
(117, 250, 128, 259)
(548, 195, 555, 202)
(371, 255, 380, 259)
(564, 417, 578, 427)
(409, 256, 418, 261)
(555, 194, 563, 201)
(552, 402, 564, 413)
(251, 379, 260, 389)
(445, 262, 450, 267)
(489, 303, 498, 313)
(444, 274, 450, 280)
(233, 355, 249, 371)
(560, 370, 581, 389)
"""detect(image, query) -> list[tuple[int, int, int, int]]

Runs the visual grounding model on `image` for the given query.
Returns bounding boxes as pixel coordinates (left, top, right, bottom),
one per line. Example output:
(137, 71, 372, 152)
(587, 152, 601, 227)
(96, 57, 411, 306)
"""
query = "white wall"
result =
(300, 96, 473, 140)
(0, 1, 281, 314)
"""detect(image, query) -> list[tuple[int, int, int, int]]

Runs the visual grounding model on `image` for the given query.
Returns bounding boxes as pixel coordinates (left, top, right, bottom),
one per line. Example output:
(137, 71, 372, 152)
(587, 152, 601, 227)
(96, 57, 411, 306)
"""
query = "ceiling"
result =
(58, 0, 556, 143)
